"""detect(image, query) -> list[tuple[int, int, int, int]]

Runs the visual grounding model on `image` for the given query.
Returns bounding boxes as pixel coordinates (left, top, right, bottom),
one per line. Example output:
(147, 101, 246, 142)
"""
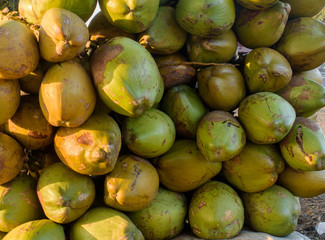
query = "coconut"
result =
(0, 79, 20, 126)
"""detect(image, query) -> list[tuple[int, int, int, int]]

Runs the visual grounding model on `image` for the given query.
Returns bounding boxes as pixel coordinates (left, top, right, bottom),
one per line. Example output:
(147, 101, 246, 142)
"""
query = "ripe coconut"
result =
(18, 0, 97, 24)
(39, 8, 89, 62)
(0, 132, 25, 185)
(0, 79, 20, 126)
(0, 19, 39, 79)
(4, 95, 55, 150)
(39, 61, 96, 127)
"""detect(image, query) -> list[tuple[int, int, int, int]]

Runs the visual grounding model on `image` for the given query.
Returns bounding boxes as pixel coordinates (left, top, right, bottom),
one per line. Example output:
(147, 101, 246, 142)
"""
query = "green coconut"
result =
(282, 0, 325, 18)
(88, 11, 136, 45)
(160, 84, 207, 139)
(196, 111, 246, 162)
(235, 0, 278, 10)
(99, 0, 159, 33)
(154, 139, 222, 192)
(54, 112, 121, 176)
(222, 141, 285, 193)
(154, 54, 196, 90)
(197, 64, 246, 111)
(39, 8, 89, 63)
(0, 79, 20, 126)
(0, 19, 39, 79)
(189, 181, 244, 239)
(0, 132, 25, 185)
(3, 219, 65, 240)
(275, 17, 325, 71)
(70, 207, 144, 240)
(122, 108, 175, 158)
(4, 95, 55, 150)
(243, 48, 292, 93)
(242, 184, 301, 237)
(278, 167, 325, 198)
(275, 76, 325, 117)
(0, 174, 43, 232)
(18, 0, 97, 24)
(104, 155, 159, 212)
(234, 1, 291, 49)
(138, 6, 187, 55)
(127, 187, 187, 240)
(187, 30, 237, 63)
(175, 0, 236, 37)
(37, 162, 96, 224)
(238, 92, 296, 144)
(279, 117, 325, 171)
(91, 37, 164, 118)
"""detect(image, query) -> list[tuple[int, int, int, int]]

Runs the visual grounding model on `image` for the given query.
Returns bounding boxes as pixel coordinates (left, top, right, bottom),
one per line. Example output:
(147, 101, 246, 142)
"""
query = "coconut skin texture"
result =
(235, 0, 278, 10)
(37, 162, 96, 224)
(70, 207, 144, 240)
(138, 6, 187, 55)
(4, 95, 55, 150)
(189, 181, 245, 239)
(3, 219, 65, 240)
(18, 0, 97, 25)
(238, 92, 296, 144)
(39, 8, 89, 63)
(243, 47, 293, 93)
(39, 61, 96, 128)
(196, 111, 246, 162)
(222, 141, 285, 193)
(0, 19, 39, 79)
(234, 1, 291, 49)
(275, 17, 325, 72)
(0, 79, 20, 126)
(90, 37, 164, 118)
(104, 155, 159, 212)
(281, 0, 325, 18)
(99, 0, 160, 33)
(279, 117, 325, 171)
(0, 174, 43, 232)
(154, 140, 222, 192)
(242, 185, 301, 237)
(176, 0, 235, 38)
(127, 188, 187, 240)
(54, 112, 122, 176)
(0, 132, 25, 185)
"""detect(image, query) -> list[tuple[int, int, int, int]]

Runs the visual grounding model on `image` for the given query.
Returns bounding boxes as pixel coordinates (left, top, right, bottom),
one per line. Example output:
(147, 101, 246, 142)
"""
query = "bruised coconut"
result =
(54, 112, 121, 176)
(104, 155, 159, 212)
(0, 132, 25, 185)
(4, 95, 55, 150)
(90, 37, 164, 118)
(279, 117, 325, 171)
(0, 19, 39, 79)
(39, 61, 96, 127)
(0, 79, 20, 126)
(39, 8, 89, 62)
